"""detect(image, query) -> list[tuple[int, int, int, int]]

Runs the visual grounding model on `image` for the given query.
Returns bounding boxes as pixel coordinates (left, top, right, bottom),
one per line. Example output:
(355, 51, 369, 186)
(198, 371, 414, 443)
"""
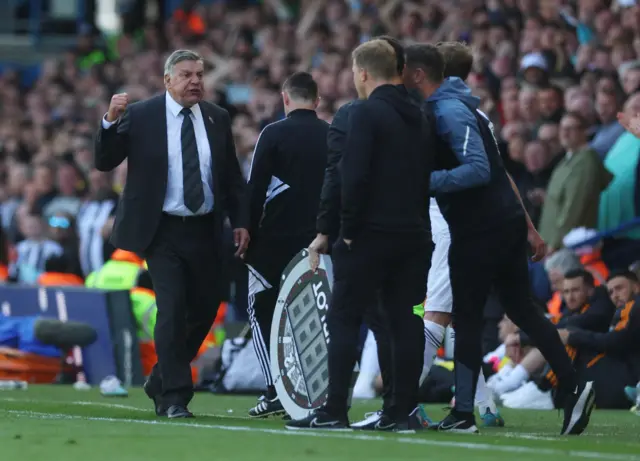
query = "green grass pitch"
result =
(1, 386, 639, 461)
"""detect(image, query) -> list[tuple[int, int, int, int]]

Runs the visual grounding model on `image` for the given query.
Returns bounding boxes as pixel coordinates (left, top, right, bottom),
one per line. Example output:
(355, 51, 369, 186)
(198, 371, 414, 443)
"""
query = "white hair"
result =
(163, 50, 203, 76)
(544, 248, 583, 275)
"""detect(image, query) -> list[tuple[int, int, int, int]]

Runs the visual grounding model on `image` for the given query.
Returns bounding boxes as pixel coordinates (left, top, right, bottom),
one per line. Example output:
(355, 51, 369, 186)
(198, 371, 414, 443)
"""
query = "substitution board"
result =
(270, 249, 333, 421)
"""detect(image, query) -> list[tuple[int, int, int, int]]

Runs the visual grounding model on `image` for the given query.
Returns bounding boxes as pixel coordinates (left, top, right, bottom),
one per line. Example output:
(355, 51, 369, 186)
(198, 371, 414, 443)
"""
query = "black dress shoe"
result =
(143, 380, 167, 417)
(167, 405, 195, 419)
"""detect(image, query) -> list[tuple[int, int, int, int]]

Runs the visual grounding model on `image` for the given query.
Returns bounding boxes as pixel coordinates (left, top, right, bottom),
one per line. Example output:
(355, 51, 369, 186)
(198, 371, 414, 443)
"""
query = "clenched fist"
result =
(107, 93, 129, 122)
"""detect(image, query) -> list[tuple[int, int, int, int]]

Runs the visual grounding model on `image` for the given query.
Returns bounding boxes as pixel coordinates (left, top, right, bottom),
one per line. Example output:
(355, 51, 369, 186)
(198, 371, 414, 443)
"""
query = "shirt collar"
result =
(165, 92, 201, 118)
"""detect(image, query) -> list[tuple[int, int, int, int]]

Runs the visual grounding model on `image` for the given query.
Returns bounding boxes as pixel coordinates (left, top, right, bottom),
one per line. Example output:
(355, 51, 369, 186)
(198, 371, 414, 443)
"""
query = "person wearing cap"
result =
(520, 53, 550, 87)
(562, 227, 610, 286)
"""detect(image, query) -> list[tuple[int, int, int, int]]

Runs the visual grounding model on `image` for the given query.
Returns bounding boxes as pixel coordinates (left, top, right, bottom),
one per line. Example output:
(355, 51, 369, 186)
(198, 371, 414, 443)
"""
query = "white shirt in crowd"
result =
(10, 239, 63, 284)
(77, 199, 116, 276)
(101, 92, 214, 217)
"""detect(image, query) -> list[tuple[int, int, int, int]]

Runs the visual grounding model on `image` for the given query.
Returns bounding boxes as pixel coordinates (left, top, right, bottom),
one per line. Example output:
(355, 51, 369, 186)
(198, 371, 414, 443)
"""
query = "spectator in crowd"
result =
(9, 213, 63, 284)
(544, 248, 584, 317)
(538, 112, 612, 252)
(591, 89, 625, 159)
(517, 140, 559, 227)
(1, 163, 29, 243)
(43, 160, 85, 218)
(76, 169, 117, 277)
(598, 93, 640, 239)
(558, 270, 640, 409)
(537, 85, 564, 123)
(47, 212, 83, 278)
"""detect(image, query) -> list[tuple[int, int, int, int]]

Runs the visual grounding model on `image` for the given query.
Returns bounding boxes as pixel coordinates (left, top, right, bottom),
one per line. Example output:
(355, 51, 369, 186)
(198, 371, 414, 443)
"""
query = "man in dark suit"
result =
(94, 49, 249, 419)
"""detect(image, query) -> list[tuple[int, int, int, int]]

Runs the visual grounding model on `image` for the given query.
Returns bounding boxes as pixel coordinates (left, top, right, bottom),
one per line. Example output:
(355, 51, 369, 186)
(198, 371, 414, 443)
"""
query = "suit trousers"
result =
(325, 230, 431, 422)
(145, 213, 222, 407)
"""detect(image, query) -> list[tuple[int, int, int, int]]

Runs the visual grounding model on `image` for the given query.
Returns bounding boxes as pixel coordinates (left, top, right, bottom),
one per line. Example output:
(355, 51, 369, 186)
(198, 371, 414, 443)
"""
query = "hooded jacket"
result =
(425, 77, 523, 236)
(340, 84, 432, 239)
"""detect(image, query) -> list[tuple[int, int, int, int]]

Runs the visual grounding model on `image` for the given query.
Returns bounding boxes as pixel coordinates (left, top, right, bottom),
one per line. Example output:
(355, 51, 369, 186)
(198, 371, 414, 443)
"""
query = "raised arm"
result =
(95, 93, 131, 172)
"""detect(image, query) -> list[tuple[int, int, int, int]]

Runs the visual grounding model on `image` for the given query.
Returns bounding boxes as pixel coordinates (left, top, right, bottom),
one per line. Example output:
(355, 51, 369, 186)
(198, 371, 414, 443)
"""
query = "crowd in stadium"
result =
(1, 0, 640, 413)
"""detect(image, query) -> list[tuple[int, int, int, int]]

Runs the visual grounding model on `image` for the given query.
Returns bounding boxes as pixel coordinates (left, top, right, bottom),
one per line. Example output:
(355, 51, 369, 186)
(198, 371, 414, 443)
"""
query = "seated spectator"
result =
(557, 269, 640, 409)
(544, 248, 584, 316)
(598, 92, 640, 240)
(538, 112, 613, 252)
(562, 227, 610, 285)
(37, 255, 84, 286)
(491, 270, 615, 409)
(8, 213, 63, 284)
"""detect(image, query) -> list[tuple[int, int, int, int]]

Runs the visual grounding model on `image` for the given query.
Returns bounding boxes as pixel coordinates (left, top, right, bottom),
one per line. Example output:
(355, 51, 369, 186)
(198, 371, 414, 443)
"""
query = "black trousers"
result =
(145, 213, 222, 407)
(326, 231, 431, 421)
(577, 353, 636, 409)
(362, 297, 393, 413)
(449, 217, 577, 415)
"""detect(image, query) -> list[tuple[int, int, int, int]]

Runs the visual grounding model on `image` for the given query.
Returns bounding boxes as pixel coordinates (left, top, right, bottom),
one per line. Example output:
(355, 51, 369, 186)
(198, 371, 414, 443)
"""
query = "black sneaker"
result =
(561, 381, 596, 435)
(351, 410, 383, 430)
(430, 411, 479, 434)
(394, 406, 432, 434)
(248, 395, 286, 418)
(143, 379, 167, 417)
(286, 409, 350, 431)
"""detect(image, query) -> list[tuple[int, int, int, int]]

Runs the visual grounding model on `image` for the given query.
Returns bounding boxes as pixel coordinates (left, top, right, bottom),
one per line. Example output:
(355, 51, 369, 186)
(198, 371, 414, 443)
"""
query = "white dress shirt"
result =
(102, 92, 214, 216)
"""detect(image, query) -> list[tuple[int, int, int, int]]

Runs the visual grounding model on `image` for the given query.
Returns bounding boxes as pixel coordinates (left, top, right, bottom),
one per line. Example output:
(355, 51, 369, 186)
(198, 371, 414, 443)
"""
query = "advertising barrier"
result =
(0, 285, 144, 386)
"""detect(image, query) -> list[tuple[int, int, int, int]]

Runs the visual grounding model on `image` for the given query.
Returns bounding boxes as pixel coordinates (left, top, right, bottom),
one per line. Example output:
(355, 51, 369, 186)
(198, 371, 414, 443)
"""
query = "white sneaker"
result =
(351, 410, 382, 429)
(503, 382, 554, 410)
(499, 383, 526, 403)
(493, 372, 526, 397)
(487, 364, 514, 391)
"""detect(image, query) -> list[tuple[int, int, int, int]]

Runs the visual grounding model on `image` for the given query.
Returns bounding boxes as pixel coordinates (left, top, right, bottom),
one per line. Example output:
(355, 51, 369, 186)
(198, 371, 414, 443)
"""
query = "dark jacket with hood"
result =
(425, 77, 523, 237)
(340, 84, 432, 239)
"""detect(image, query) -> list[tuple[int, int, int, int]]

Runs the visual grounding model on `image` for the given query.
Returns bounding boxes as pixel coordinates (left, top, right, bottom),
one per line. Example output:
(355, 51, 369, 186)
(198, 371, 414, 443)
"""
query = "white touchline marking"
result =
(4, 410, 640, 461)
(501, 432, 565, 441)
(0, 397, 251, 420)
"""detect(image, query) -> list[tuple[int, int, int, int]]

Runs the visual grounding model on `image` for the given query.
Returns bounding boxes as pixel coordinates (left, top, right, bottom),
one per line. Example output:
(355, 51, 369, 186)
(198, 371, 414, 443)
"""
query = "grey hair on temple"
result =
(544, 248, 582, 275)
(164, 50, 203, 76)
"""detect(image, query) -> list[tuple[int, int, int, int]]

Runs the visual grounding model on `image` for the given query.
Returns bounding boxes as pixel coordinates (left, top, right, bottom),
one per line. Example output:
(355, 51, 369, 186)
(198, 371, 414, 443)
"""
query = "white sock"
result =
(352, 330, 379, 398)
(419, 320, 446, 385)
(496, 364, 529, 395)
(475, 369, 497, 414)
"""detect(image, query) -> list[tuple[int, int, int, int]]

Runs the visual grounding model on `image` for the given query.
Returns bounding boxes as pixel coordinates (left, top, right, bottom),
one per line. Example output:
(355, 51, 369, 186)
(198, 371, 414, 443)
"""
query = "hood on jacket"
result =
(428, 77, 480, 109)
(369, 84, 424, 125)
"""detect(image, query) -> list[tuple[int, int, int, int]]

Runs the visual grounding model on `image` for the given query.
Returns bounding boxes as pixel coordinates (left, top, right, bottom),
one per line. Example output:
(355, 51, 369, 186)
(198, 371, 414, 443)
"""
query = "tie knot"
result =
(180, 107, 192, 117)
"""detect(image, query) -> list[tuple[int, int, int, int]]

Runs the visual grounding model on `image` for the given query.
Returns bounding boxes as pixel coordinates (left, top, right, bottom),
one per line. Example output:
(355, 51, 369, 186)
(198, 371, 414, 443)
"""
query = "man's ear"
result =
(164, 74, 171, 88)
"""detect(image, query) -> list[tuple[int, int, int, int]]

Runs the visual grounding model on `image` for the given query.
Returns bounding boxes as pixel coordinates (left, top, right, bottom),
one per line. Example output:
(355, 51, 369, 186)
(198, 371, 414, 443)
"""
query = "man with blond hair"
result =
(287, 39, 434, 432)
